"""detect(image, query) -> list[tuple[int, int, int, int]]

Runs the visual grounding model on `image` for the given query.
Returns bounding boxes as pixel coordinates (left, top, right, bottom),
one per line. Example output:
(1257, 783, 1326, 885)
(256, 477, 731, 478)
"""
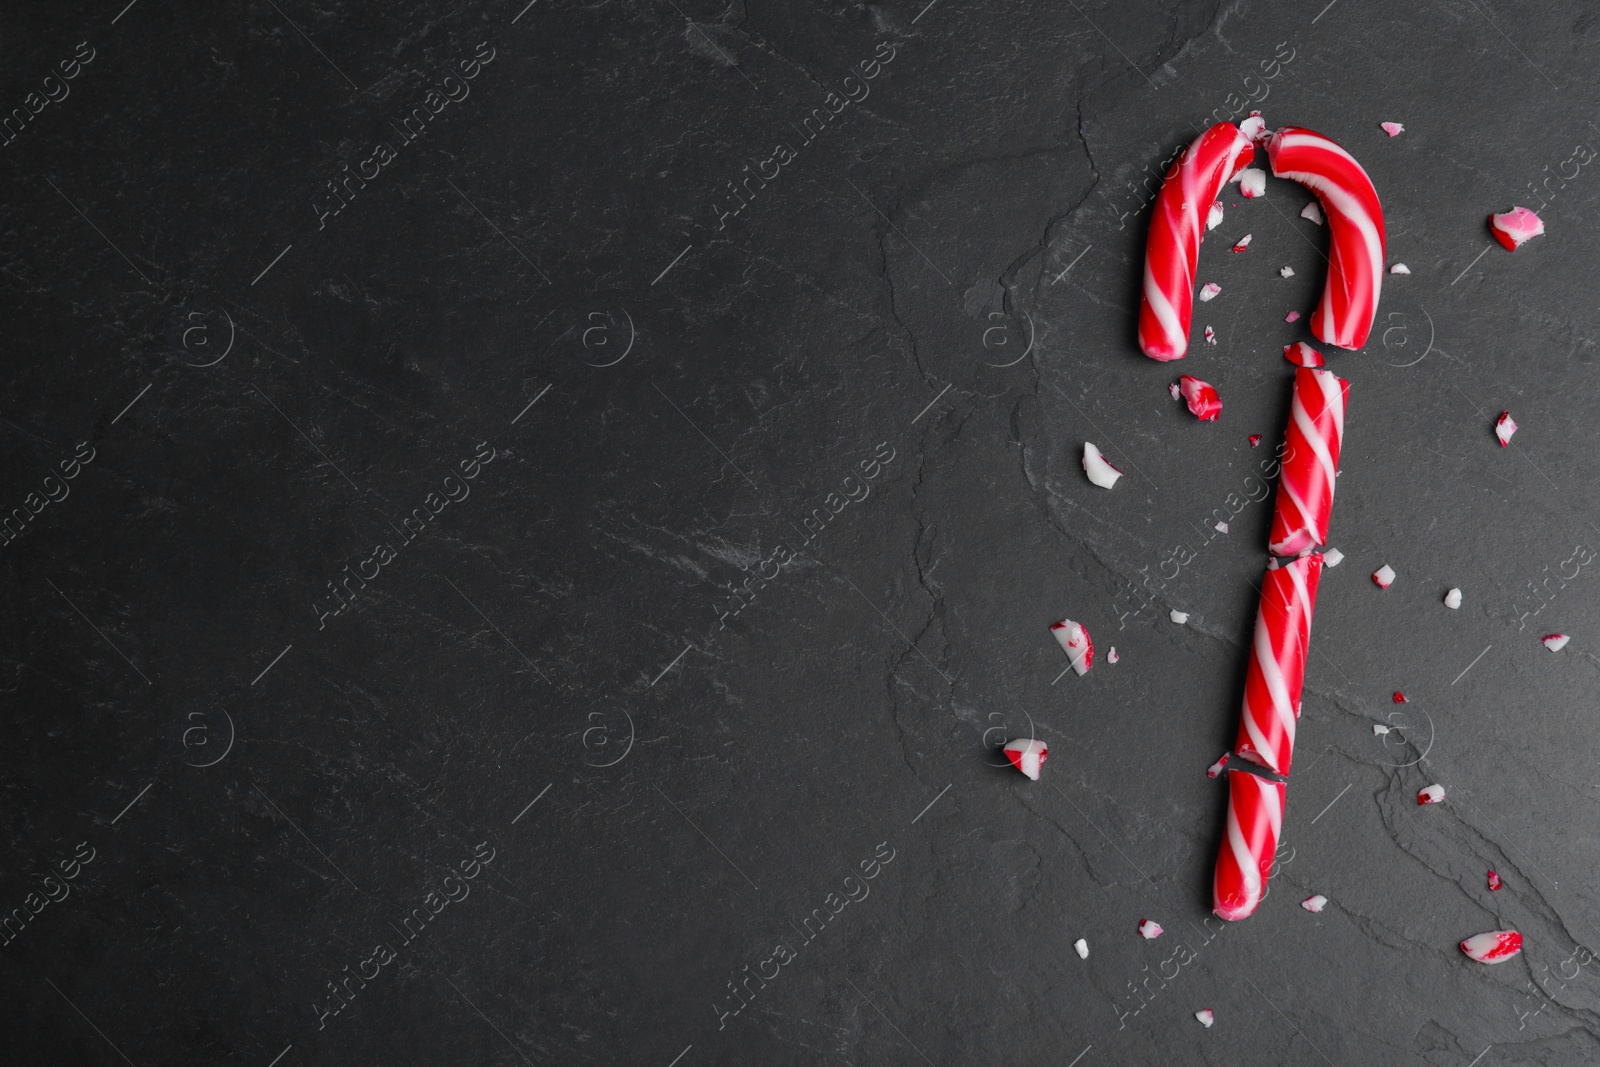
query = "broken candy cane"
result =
(1139, 919, 1164, 939)
(1542, 633, 1570, 652)
(1268, 367, 1349, 556)
(1213, 768, 1286, 921)
(1051, 619, 1095, 674)
(1461, 930, 1522, 964)
(1179, 375, 1223, 421)
(1207, 753, 1230, 778)
(1266, 127, 1386, 349)
(1418, 783, 1445, 804)
(1002, 738, 1048, 781)
(1137, 122, 1256, 361)
(1233, 554, 1324, 776)
(1283, 342, 1325, 368)
(1495, 411, 1517, 446)
(1488, 870, 1503, 891)
(1490, 206, 1544, 251)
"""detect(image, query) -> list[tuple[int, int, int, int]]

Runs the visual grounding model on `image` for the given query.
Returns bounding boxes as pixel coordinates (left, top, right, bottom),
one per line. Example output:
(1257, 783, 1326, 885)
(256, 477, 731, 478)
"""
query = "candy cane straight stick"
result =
(1214, 767, 1286, 922)
(1266, 127, 1387, 350)
(1137, 122, 1256, 361)
(1233, 552, 1325, 777)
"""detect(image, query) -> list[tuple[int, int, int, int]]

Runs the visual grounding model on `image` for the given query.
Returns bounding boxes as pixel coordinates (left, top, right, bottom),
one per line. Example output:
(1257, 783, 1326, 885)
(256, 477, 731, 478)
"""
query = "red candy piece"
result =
(1392, 691, 1406, 703)
(1488, 870, 1503, 891)
(1283, 341, 1325, 368)
(1179, 375, 1223, 421)
(1461, 930, 1522, 964)
(1213, 770, 1286, 921)
(1490, 207, 1544, 251)
(1137, 123, 1256, 361)
(1249, 434, 1262, 448)
(1051, 619, 1095, 676)
(1268, 367, 1349, 557)
(1002, 738, 1048, 781)
(1207, 753, 1230, 779)
(1234, 555, 1324, 776)
(1266, 127, 1387, 350)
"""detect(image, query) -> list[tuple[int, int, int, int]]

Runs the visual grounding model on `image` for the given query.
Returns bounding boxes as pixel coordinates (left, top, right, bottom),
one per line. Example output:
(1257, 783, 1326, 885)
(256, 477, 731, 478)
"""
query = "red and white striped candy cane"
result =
(1213, 769, 1286, 922)
(1268, 367, 1349, 557)
(1233, 553, 1324, 776)
(1266, 127, 1386, 350)
(1137, 122, 1256, 361)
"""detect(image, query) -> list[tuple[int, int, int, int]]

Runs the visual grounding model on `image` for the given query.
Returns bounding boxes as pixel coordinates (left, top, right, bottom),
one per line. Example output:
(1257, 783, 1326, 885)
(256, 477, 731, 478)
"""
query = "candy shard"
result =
(1179, 375, 1223, 421)
(1051, 619, 1095, 675)
(1171, 609, 1189, 624)
(1232, 234, 1254, 253)
(1195, 1009, 1215, 1028)
(1392, 691, 1406, 703)
(1285, 310, 1301, 322)
(1380, 121, 1405, 137)
(1002, 738, 1048, 781)
(1204, 325, 1217, 345)
(1139, 919, 1164, 939)
(1323, 548, 1344, 567)
(1461, 930, 1522, 964)
(1542, 633, 1570, 652)
(1207, 200, 1225, 231)
(1373, 723, 1390, 736)
(1107, 647, 1119, 664)
(1372, 564, 1396, 589)
(1495, 411, 1517, 446)
(1214, 521, 1229, 534)
(1280, 265, 1296, 278)
(1301, 201, 1325, 224)
(1389, 263, 1411, 274)
(1199, 282, 1222, 302)
(1444, 588, 1462, 609)
(1418, 783, 1445, 805)
(1207, 753, 1230, 778)
(1488, 870, 1503, 892)
(1249, 434, 1262, 448)
(1240, 114, 1267, 141)
(1169, 382, 1182, 401)
(1301, 894, 1328, 913)
(1239, 168, 1267, 198)
(1074, 938, 1090, 959)
(1283, 341, 1325, 368)
(1082, 442, 1124, 489)
(1490, 206, 1545, 251)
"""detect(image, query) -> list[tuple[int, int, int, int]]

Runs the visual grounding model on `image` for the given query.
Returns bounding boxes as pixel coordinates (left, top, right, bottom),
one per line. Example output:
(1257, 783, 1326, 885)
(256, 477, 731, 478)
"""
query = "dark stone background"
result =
(3, 1, 1598, 1064)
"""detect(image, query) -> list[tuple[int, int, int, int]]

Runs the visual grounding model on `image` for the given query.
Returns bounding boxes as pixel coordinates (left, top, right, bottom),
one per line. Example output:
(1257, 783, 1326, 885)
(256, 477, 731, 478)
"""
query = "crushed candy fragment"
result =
(1490, 206, 1545, 251)
(1139, 919, 1164, 940)
(1380, 121, 1405, 137)
(1495, 411, 1517, 447)
(1372, 723, 1389, 736)
(1418, 783, 1445, 805)
(1207, 753, 1230, 778)
(1461, 930, 1522, 964)
(1179, 375, 1223, 421)
(1074, 938, 1090, 959)
(1204, 325, 1217, 345)
(1249, 434, 1262, 448)
(1238, 168, 1267, 198)
(1239, 114, 1267, 141)
(1195, 1009, 1215, 1028)
(1051, 619, 1095, 675)
(1393, 691, 1407, 703)
(1488, 870, 1503, 892)
(1107, 647, 1119, 664)
(1169, 382, 1182, 401)
(1301, 894, 1328, 913)
(1002, 738, 1048, 781)
(1542, 633, 1570, 652)
(1170, 609, 1189, 624)
(1199, 282, 1222, 302)
(1280, 265, 1296, 278)
(1444, 588, 1462, 609)
(1372, 564, 1396, 589)
(1389, 263, 1411, 274)
(1214, 521, 1229, 534)
(1323, 547, 1344, 567)
(1082, 442, 1124, 489)
(1301, 201, 1324, 225)
(1285, 310, 1301, 322)
(1207, 200, 1225, 231)
(1232, 234, 1253, 253)
(1283, 341, 1325, 368)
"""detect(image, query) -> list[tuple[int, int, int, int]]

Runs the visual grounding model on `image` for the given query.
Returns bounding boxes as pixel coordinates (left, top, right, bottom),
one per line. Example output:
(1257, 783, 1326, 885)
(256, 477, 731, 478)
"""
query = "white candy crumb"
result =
(1301, 201, 1324, 225)
(1074, 938, 1090, 959)
(1323, 548, 1344, 567)
(1170, 609, 1189, 624)
(1444, 588, 1462, 609)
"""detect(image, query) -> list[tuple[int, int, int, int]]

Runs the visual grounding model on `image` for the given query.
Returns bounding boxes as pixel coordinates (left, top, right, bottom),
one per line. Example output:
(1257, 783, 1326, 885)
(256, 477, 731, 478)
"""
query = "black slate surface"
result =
(4, 1, 1600, 1064)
